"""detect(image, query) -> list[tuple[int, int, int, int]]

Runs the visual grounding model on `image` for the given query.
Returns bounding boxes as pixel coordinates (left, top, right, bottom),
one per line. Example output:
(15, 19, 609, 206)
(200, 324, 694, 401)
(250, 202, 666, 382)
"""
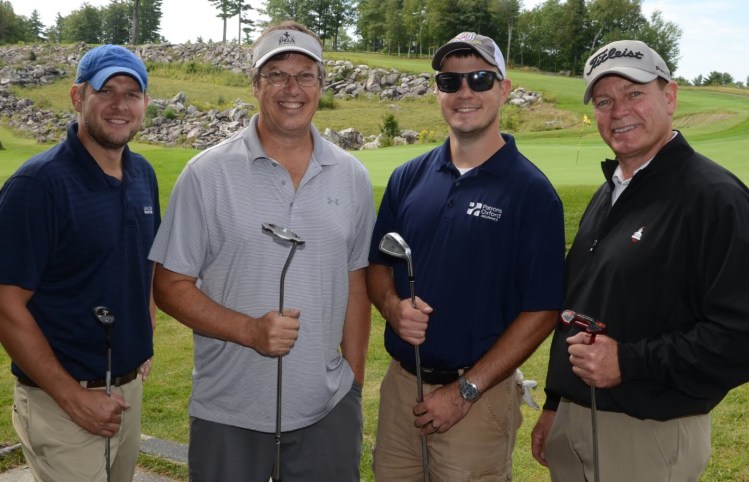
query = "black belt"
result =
(17, 369, 139, 389)
(400, 361, 467, 385)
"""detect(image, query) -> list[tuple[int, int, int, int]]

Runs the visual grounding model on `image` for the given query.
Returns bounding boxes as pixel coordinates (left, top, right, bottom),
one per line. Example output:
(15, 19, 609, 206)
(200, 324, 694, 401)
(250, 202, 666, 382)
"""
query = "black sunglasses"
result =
(435, 70, 503, 93)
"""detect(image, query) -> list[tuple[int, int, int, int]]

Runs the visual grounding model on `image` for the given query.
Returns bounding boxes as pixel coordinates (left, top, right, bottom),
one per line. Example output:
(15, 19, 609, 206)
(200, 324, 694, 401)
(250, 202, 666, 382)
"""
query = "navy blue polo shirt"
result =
(0, 122, 160, 380)
(369, 135, 565, 370)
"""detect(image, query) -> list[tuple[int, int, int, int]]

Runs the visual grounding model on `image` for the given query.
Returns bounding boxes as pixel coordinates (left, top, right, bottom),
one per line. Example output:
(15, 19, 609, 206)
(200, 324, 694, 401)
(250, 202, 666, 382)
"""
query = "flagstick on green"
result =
(576, 114, 592, 164)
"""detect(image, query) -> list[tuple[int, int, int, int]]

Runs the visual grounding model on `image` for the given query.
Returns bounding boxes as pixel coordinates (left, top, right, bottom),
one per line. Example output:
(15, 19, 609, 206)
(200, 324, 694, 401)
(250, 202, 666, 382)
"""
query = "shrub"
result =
(163, 108, 177, 120)
(380, 112, 400, 140)
(418, 129, 439, 144)
(501, 105, 521, 132)
(318, 90, 336, 110)
(145, 104, 159, 121)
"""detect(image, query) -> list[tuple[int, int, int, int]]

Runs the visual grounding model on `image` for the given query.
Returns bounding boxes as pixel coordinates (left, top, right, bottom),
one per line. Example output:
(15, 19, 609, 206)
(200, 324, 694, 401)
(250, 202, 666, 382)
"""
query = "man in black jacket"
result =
(531, 39, 749, 482)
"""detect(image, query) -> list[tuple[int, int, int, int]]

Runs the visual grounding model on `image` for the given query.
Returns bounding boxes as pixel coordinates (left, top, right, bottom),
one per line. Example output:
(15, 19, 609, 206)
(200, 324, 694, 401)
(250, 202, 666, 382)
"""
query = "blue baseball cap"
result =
(75, 45, 148, 92)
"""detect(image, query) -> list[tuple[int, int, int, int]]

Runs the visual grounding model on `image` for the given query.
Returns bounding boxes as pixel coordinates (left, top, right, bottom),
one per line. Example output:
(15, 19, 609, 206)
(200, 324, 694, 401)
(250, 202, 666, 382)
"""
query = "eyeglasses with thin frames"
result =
(260, 71, 321, 88)
(435, 70, 503, 93)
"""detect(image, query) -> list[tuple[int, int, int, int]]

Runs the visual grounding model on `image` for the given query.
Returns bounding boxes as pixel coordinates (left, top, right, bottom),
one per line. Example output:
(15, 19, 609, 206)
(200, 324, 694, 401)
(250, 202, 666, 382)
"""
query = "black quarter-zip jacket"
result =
(544, 132, 749, 421)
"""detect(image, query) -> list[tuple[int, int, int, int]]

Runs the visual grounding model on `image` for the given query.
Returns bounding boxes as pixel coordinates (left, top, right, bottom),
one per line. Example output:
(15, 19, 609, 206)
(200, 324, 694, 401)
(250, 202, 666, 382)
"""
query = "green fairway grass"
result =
(2, 59, 749, 480)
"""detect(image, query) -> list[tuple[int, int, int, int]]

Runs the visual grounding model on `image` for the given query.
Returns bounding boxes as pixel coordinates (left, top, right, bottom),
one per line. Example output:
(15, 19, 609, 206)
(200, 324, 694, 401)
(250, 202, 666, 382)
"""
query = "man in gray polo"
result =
(149, 21, 375, 481)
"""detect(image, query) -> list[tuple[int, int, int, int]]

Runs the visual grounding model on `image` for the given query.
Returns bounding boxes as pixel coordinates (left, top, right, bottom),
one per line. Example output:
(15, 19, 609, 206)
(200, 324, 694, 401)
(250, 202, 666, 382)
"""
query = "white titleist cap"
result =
(583, 39, 671, 104)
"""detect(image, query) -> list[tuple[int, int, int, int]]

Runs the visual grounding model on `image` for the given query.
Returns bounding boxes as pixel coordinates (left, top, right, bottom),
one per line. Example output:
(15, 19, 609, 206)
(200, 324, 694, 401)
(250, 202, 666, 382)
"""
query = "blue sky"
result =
(12, 0, 748, 84)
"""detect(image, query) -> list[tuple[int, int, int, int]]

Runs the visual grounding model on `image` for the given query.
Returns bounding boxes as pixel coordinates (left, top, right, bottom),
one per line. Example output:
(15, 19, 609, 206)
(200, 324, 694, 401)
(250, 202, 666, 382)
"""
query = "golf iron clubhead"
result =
(262, 223, 305, 246)
(560, 309, 606, 482)
(378, 232, 413, 279)
(92, 306, 115, 328)
(379, 232, 416, 307)
(262, 223, 305, 482)
(92, 306, 114, 482)
(378, 232, 430, 482)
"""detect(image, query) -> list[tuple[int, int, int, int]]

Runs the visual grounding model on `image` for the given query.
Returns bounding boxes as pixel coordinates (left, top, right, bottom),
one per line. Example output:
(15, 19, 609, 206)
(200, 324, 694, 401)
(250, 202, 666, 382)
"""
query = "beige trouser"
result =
(545, 398, 711, 482)
(373, 359, 523, 482)
(12, 375, 143, 482)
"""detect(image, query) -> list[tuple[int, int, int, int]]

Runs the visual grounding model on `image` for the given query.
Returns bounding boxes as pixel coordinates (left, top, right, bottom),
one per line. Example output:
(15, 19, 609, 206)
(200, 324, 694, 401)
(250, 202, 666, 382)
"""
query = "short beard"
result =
(80, 115, 139, 150)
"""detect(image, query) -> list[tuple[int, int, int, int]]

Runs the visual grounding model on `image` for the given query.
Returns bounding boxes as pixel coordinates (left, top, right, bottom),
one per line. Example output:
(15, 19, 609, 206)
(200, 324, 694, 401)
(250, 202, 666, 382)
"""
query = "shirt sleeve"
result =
(348, 164, 376, 272)
(148, 163, 208, 277)
(0, 176, 52, 290)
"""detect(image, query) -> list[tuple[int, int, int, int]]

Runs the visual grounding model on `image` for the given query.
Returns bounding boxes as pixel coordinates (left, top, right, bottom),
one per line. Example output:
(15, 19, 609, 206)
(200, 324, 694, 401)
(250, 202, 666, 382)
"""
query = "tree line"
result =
(0, 0, 163, 45)
(0, 0, 744, 88)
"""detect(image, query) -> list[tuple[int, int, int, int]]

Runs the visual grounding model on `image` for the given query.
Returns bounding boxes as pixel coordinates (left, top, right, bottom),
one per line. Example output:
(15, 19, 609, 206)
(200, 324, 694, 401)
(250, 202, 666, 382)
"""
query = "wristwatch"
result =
(458, 375, 481, 402)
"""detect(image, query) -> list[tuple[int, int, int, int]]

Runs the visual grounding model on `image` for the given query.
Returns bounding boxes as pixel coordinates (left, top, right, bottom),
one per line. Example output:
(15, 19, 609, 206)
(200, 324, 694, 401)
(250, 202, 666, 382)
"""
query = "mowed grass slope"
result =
(2, 54, 749, 480)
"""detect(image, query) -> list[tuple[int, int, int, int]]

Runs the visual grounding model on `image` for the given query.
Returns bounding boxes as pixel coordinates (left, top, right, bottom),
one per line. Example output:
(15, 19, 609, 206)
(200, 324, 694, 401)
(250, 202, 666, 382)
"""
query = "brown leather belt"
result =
(400, 361, 468, 385)
(17, 369, 138, 389)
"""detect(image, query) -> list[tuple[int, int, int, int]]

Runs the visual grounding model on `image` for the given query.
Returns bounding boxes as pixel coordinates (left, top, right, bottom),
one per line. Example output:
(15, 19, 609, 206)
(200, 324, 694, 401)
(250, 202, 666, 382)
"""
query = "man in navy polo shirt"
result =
(367, 32, 565, 481)
(0, 45, 159, 481)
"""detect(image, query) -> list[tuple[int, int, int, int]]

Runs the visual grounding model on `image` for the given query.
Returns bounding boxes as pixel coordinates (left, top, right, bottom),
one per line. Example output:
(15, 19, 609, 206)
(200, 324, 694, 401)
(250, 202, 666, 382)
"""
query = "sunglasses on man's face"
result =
(435, 70, 503, 93)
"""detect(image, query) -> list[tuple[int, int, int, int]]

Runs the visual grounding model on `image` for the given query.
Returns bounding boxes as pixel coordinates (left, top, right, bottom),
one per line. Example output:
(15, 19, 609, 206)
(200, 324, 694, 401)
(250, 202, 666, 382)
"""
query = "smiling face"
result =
(437, 54, 510, 141)
(253, 53, 322, 141)
(590, 75, 677, 169)
(72, 75, 148, 151)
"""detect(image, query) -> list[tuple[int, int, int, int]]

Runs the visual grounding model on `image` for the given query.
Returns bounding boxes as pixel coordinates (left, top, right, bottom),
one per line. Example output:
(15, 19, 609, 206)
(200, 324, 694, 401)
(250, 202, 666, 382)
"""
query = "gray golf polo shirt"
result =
(149, 114, 375, 432)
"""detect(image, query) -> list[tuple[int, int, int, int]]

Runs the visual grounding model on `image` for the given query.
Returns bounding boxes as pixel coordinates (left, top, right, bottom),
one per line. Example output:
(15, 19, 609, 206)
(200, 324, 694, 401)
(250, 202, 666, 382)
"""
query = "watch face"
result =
(460, 377, 479, 401)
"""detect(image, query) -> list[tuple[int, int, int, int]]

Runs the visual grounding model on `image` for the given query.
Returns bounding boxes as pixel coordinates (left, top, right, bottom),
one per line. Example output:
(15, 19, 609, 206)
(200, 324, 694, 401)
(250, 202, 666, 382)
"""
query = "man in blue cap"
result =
(0, 44, 159, 481)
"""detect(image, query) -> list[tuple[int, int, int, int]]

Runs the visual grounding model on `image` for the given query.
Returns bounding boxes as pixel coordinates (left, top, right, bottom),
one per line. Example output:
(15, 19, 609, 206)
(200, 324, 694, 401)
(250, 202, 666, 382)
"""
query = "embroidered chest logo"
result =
(466, 202, 502, 222)
(327, 197, 339, 206)
(143, 205, 153, 215)
(631, 226, 645, 243)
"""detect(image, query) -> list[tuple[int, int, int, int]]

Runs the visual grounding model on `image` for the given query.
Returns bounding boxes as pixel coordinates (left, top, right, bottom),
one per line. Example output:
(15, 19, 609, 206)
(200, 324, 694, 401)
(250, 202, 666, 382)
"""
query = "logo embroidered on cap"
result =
(279, 32, 295, 45)
(586, 47, 644, 76)
(631, 226, 644, 243)
(467, 202, 502, 222)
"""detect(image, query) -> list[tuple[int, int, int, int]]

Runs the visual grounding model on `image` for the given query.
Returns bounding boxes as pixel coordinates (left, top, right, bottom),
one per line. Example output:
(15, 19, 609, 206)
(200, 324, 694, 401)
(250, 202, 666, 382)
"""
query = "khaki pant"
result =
(12, 376, 143, 482)
(373, 359, 522, 482)
(545, 399, 711, 482)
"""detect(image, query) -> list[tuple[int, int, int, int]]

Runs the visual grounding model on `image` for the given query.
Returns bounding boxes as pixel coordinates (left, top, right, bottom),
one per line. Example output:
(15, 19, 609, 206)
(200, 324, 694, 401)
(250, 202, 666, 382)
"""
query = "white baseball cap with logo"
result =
(583, 39, 671, 104)
(251, 29, 323, 69)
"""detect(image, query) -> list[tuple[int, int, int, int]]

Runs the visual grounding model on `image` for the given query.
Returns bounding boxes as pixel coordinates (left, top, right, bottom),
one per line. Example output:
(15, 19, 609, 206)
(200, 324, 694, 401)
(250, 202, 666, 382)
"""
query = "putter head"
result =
(262, 223, 305, 245)
(561, 310, 607, 337)
(379, 232, 413, 278)
(92, 306, 114, 326)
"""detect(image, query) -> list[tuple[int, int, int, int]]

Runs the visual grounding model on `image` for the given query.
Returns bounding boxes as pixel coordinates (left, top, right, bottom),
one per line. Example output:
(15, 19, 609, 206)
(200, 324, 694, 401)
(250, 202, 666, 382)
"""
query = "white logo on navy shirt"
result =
(467, 202, 502, 222)
(143, 206, 153, 215)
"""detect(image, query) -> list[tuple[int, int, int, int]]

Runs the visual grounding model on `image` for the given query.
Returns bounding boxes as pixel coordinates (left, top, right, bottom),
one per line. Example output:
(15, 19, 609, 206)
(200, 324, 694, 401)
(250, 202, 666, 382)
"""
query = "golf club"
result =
(378, 232, 430, 482)
(92, 306, 114, 482)
(262, 223, 305, 482)
(561, 309, 607, 482)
